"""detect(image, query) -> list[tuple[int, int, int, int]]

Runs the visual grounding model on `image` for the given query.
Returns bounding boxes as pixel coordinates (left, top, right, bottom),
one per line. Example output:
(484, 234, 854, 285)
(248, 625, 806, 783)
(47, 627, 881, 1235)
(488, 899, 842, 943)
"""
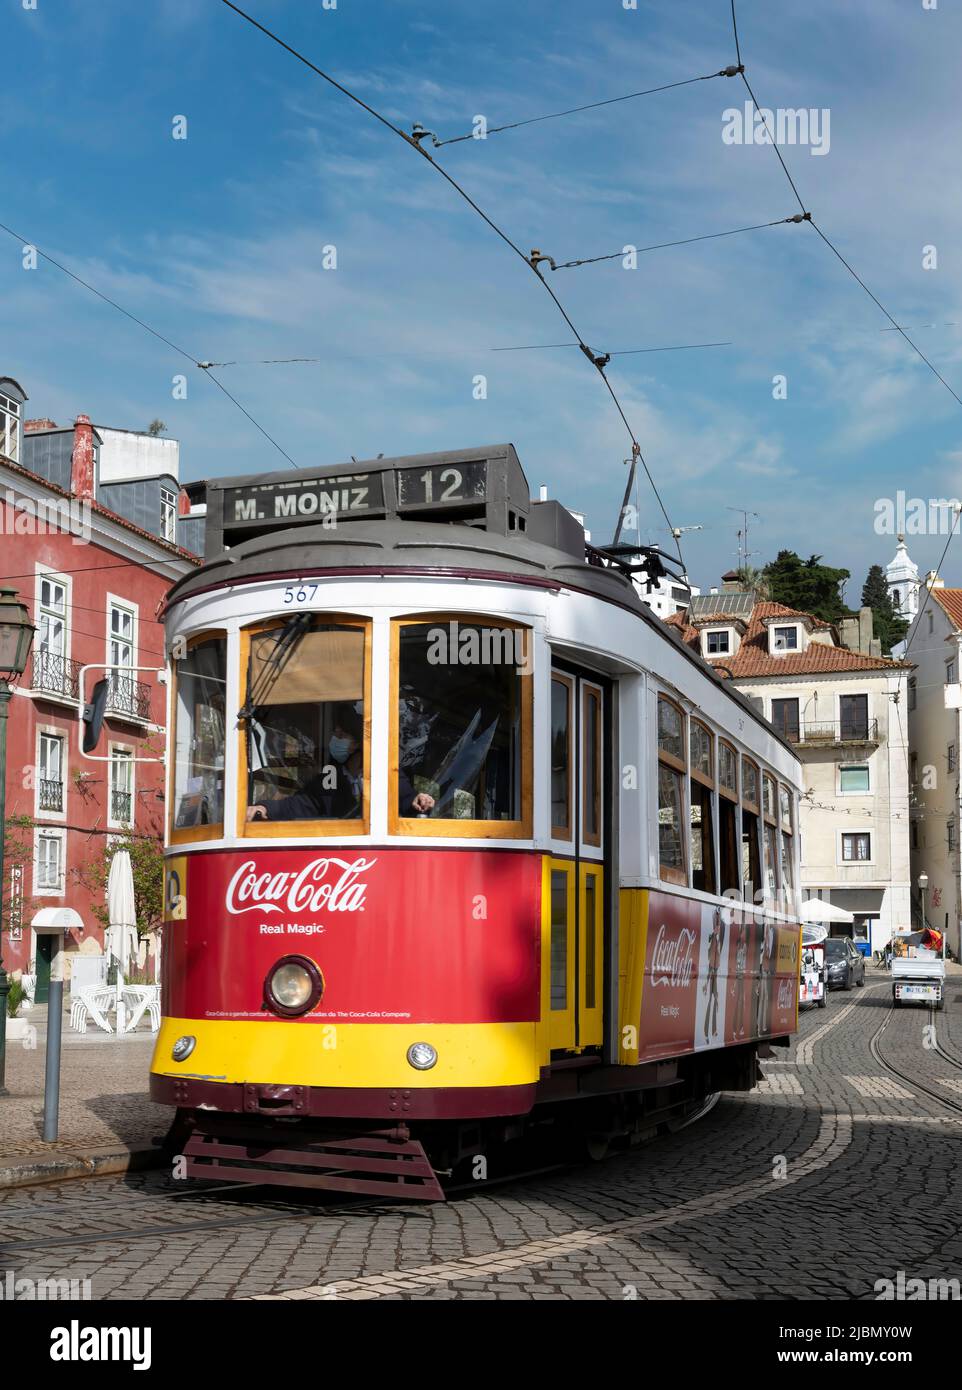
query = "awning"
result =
(800, 898, 855, 925)
(30, 907, 84, 931)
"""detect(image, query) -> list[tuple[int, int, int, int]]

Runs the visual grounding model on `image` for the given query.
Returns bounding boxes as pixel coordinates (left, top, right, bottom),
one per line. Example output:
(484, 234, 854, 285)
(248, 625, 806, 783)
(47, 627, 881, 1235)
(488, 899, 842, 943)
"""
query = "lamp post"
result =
(918, 870, 929, 939)
(0, 588, 36, 1097)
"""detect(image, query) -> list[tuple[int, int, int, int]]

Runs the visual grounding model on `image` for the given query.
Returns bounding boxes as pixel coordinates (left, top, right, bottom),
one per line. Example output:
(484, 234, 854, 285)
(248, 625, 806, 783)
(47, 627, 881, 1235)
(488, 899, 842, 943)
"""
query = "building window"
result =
(840, 764, 870, 793)
(160, 488, 177, 543)
(109, 602, 135, 671)
(839, 693, 869, 741)
(772, 625, 799, 651)
(35, 829, 65, 893)
(910, 752, 918, 788)
(949, 821, 957, 853)
(893, 588, 901, 609)
(908, 678, 917, 711)
(39, 577, 67, 656)
(771, 697, 800, 742)
(950, 744, 958, 774)
(911, 820, 919, 851)
(948, 659, 958, 685)
(38, 733, 65, 813)
(841, 832, 871, 862)
(928, 612, 935, 635)
(0, 392, 20, 462)
(109, 748, 133, 825)
(706, 630, 730, 655)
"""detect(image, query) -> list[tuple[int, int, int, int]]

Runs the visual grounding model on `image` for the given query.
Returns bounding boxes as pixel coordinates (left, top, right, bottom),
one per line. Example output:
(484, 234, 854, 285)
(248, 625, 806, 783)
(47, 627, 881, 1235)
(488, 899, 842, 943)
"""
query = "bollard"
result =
(42, 935, 65, 1142)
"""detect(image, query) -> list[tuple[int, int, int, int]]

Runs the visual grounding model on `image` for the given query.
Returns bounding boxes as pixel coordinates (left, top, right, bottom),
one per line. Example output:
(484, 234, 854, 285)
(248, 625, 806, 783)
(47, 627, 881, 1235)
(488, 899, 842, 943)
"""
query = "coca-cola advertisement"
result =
(162, 847, 542, 1024)
(638, 892, 799, 1062)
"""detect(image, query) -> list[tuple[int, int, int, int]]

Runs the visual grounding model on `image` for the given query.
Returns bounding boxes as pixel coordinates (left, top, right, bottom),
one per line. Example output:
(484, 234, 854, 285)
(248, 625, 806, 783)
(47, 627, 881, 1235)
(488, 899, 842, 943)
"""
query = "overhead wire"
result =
(0, 219, 300, 469)
(551, 213, 807, 270)
(218, 0, 687, 565)
(729, 0, 962, 413)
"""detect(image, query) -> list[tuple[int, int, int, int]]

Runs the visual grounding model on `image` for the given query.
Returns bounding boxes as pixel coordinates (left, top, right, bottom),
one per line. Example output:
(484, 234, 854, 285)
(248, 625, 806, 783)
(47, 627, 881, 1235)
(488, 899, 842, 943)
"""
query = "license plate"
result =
(901, 985, 937, 999)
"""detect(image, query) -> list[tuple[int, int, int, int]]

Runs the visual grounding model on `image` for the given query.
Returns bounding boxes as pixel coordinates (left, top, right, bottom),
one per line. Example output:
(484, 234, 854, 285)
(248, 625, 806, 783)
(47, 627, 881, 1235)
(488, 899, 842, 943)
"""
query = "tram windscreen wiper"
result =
(237, 611, 312, 721)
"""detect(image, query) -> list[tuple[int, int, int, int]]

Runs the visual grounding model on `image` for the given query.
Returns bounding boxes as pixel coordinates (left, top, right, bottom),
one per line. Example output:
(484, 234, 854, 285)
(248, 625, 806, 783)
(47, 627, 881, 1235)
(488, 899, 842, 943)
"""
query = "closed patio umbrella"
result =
(799, 897, 855, 925)
(106, 850, 138, 1033)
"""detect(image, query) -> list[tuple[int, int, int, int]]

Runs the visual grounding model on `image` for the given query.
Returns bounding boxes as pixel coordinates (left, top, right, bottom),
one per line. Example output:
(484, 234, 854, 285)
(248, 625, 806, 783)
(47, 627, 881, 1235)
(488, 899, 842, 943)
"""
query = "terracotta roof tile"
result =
(665, 600, 911, 676)
(932, 589, 962, 630)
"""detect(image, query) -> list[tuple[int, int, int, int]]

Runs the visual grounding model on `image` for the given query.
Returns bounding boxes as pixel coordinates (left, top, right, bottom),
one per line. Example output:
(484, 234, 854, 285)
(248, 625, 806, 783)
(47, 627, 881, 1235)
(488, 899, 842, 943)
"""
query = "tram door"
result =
(548, 668, 607, 1054)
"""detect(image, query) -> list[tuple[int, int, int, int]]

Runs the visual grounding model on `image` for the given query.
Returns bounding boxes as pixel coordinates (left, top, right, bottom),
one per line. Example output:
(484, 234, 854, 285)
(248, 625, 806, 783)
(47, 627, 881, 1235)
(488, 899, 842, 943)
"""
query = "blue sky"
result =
(6, 0, 962, 598)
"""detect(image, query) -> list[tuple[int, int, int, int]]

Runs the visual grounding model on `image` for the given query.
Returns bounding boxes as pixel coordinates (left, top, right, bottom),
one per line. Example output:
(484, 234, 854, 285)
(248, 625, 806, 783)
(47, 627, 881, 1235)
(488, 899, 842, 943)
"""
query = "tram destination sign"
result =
(395, 459, 487, 510)
(225, 472, 386, 527)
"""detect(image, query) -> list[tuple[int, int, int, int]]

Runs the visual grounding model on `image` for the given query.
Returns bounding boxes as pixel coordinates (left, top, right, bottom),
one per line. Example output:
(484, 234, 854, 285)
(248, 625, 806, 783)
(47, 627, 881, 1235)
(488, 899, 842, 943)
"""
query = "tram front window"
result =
(395, 621, 526, 824)
(173, 636, 226, 832)
(244, 620, 367, 825)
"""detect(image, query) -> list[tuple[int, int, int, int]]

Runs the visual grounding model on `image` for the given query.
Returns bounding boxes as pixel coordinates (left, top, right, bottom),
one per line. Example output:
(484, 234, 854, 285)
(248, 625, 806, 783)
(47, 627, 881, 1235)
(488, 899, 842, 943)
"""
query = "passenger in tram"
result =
(246, 704, 435, 821)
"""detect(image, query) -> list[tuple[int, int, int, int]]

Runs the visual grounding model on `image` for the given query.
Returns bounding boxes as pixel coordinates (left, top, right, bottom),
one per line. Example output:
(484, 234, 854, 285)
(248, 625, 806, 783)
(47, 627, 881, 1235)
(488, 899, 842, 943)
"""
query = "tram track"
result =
(868, 1001, 962, 1117)
(0, 1094, 722, 1258)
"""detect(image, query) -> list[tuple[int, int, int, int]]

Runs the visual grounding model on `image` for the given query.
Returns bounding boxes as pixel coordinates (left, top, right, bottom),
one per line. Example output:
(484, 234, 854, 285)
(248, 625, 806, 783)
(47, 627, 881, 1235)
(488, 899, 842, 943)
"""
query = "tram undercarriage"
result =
(159, 1040, 780, 1202)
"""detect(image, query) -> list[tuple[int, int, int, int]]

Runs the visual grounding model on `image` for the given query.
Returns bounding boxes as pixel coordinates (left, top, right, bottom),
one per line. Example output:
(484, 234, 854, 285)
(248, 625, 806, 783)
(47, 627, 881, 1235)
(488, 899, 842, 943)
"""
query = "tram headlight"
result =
(264, 955, 324, 1018)
(407, 1042, 438, 1071)
(172, 1036, 196, 1062)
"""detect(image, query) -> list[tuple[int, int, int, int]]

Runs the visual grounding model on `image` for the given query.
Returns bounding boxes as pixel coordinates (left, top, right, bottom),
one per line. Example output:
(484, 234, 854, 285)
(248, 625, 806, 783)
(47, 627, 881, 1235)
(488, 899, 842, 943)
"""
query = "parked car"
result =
(824, 937, 865, 991)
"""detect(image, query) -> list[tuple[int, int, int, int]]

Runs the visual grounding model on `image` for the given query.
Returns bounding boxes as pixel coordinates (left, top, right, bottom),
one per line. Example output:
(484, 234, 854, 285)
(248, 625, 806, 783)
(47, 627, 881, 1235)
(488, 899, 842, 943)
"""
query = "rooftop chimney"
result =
(70, 414, 95, 501)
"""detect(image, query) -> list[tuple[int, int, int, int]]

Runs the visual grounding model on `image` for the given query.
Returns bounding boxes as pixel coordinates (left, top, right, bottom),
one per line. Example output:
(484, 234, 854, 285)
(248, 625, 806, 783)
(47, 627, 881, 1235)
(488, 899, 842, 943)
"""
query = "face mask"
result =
(329, 735, 352, 764)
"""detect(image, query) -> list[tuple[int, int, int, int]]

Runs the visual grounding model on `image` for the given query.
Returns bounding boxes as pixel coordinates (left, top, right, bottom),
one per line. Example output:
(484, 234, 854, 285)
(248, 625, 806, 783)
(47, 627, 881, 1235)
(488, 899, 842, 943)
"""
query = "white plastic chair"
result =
(69, 997, 89, 1033)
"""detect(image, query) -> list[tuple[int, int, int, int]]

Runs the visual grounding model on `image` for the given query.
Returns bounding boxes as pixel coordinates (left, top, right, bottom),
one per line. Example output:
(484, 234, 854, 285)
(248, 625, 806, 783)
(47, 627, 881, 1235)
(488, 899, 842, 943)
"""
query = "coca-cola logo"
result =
(651, 923, 695, 989)
(225, 857, 377, 916)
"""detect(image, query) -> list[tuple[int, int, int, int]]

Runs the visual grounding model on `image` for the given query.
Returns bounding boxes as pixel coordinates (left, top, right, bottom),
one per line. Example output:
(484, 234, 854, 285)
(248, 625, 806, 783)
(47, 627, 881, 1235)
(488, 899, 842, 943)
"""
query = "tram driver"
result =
(247, 703, 435, 821)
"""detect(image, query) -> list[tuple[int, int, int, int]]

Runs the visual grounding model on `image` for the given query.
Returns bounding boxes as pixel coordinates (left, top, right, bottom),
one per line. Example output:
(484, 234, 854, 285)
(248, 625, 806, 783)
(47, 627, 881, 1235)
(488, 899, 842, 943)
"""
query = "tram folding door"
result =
(547, 668, 606, 1054)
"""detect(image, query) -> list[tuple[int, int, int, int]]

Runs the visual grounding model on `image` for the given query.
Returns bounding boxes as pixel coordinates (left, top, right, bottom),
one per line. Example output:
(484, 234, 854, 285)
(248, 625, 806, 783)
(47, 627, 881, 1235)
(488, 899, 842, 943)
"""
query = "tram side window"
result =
(780, 783, 795, 897)
(718, 740, 740, 895)
(244, 620, 367, 825)
(741, 758, 761, 897)
(762, 772, 780, 897)
(173, 636, 227, 832)
(551, 674, 573, 840)
(394, 620, 528, 827)
(657, 697, 687, 885)
(689, 719, 716, 894)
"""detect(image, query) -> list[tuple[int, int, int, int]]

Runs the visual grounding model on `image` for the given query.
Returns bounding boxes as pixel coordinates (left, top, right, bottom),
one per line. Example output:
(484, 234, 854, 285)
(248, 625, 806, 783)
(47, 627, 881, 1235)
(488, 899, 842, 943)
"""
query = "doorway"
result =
(547, 665, 609, 1053)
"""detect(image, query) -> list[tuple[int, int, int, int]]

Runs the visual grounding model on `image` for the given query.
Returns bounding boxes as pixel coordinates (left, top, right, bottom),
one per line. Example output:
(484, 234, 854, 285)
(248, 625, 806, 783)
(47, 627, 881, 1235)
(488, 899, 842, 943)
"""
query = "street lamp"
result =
(918, 871, 929, 937)
(0, 588, 36, 1097)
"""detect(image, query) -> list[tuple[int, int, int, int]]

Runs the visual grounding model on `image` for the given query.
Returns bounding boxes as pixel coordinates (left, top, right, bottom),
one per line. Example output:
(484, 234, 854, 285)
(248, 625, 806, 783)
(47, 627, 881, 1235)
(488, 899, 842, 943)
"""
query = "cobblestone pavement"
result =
(0, 1006, 168, 1159)
(2, 967, 962, 1300)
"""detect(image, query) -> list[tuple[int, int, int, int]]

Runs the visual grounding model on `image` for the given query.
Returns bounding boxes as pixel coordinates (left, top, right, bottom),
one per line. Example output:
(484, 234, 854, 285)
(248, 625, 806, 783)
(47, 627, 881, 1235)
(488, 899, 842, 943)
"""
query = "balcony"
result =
(106, 671, 151, 723)
(111, 789, 132, 824)
(38, 779, 63, 812)
(30, 650, 81, 704)
(779, 719, 880, 749)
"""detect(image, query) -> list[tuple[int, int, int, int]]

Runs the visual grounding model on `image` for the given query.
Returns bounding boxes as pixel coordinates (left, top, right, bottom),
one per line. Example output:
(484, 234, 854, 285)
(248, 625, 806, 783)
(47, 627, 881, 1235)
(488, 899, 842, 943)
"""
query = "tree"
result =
(762, 550, 850, 623)
(862, 564, 909, 655)
(735, 565, 771, 598)
(147, 419, 167, 437)
(73, 832, 165, 942)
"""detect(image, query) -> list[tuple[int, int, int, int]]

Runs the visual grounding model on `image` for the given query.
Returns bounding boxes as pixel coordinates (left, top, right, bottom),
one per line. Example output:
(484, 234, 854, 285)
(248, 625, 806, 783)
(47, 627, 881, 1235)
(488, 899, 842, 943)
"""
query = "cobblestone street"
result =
(3, 968, 961, 1302)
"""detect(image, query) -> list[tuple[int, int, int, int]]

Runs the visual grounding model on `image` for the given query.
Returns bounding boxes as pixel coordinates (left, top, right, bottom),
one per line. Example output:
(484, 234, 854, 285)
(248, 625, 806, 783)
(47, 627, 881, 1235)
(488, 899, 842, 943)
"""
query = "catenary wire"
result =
(489, 339, 733, 354)
(729, 0, 962, 412)
(551, 214, 805, 270)
(0, 219, 300, 469)
(218, 0, 685, 564)
(430, 70, 737, 146)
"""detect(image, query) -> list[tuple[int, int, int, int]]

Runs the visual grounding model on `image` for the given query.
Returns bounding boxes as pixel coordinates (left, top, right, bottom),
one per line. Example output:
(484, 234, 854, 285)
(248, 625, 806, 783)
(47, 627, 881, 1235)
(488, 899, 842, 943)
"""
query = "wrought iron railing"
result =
(38, 779, 63, 812)
(31, 650, 81, 701)
(111, 789, 132, 823)
(106, 671, 151, 721)
(777, 719, 879, 745)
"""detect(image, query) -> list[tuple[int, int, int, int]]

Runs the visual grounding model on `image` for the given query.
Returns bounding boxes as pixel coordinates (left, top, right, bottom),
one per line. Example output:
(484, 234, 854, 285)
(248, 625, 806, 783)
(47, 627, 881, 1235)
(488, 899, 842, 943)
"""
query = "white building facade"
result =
(669, 598, 912, 953)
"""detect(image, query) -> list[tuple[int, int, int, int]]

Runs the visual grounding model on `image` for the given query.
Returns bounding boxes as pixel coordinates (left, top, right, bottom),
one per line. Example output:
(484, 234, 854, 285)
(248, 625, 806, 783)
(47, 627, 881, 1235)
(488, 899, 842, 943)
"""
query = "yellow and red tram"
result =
(147, 445, 802, 1198)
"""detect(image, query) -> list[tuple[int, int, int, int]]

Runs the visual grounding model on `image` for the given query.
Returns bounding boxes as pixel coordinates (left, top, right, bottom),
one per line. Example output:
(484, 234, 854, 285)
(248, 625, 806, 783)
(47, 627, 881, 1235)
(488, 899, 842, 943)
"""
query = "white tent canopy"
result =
(800, 897, 855, 925)
(107, 850, 138, 1030)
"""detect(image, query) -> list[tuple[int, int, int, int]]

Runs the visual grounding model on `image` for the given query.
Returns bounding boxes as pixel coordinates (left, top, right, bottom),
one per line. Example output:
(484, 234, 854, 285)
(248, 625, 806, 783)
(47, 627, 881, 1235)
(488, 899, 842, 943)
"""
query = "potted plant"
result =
(6, 977, 29, 1042)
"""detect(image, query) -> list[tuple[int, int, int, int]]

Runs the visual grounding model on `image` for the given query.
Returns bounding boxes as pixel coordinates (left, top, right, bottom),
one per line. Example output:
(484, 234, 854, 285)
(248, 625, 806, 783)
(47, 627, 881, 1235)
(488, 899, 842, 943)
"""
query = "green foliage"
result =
(861, 564, 909, 655)
(762, 550, 851, 624)
(73, 832, 165, 939)
(735, 565, 771, 598)
(6, 977, 24, 1019)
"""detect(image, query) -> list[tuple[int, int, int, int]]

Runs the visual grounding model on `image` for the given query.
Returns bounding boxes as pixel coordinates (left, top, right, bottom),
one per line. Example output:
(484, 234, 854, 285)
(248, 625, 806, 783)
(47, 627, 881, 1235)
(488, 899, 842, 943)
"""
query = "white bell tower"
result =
(886, 534, 920, 620)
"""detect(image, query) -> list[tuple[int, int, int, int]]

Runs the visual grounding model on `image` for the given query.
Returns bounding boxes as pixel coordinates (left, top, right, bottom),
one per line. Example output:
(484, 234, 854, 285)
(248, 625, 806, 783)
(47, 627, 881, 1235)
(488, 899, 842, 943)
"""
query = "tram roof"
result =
(166, 444, 799, 761)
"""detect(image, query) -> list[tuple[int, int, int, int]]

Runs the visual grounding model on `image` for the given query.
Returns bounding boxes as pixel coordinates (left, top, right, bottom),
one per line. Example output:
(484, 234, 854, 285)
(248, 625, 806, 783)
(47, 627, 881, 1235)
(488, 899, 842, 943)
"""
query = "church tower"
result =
(886, 534, 920, 620)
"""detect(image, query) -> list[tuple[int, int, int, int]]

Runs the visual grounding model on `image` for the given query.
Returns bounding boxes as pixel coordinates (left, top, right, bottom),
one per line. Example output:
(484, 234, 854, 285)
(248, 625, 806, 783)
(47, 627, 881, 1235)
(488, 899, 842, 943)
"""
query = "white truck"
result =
(891, 945, 945, 1009)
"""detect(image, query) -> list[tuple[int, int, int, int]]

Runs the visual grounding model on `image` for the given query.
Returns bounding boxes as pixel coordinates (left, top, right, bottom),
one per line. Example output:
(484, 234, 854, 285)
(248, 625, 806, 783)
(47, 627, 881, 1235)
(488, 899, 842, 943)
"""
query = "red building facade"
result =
(0, 376, 200, 997)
